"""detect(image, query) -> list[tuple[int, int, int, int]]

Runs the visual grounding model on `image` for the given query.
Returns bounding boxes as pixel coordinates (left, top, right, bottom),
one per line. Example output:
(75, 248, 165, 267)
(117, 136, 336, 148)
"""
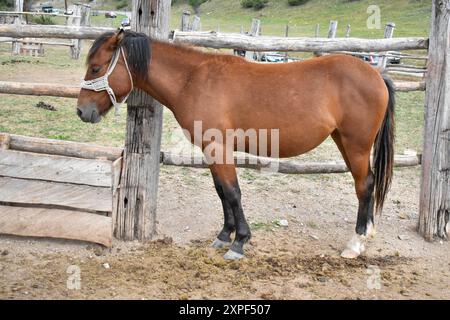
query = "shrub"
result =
(287, 0, 309, 6)
(241, 0, 254, 8)
(253, 0, 268, 9)
(241, 0, 268, 10)
(0, 0, 13, 10)
(32, 16, 55, 25)
(116, 0, 129, 10)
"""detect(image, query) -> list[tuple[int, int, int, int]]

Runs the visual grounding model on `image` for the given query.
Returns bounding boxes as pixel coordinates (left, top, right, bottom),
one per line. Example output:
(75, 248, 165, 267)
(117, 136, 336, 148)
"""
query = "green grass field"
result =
(170, 0, 431, 37)
(0, 0, 429, 157)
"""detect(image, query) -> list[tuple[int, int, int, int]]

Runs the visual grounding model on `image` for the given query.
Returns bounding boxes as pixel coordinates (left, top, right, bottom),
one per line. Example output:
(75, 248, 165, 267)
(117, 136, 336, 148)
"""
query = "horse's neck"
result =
(139, 41, 205, 110)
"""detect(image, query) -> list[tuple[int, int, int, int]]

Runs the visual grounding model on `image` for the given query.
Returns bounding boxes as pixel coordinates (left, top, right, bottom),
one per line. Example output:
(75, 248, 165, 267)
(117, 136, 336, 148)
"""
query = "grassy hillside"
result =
(169, 0, 432, 38)
(27, 0, 431, 38)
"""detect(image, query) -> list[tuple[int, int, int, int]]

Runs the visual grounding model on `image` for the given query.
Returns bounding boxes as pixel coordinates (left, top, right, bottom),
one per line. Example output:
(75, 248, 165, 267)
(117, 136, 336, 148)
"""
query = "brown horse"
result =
(77, 30, 395, 260)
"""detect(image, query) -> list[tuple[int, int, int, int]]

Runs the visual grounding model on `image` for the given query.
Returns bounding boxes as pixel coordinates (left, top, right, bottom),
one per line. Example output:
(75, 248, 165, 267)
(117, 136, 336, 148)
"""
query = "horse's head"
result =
(77, 29, 150, 123)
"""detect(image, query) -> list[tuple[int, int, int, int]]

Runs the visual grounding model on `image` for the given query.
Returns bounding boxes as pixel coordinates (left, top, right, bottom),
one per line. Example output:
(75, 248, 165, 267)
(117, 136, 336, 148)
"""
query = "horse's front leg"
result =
(209, 164, 251, 260)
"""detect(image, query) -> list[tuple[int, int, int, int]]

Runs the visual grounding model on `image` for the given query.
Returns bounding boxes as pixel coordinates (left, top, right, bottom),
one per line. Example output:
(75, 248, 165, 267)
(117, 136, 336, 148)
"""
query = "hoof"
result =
(341, 234, 366, 259)
(340, 248, 361, 259)
(223, 249, 244, 260)
(211, 238, 231, 249)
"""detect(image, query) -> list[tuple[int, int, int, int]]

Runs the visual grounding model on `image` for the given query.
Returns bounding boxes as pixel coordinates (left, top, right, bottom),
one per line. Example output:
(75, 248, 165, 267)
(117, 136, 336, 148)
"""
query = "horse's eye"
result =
(91, 66, 101, 74)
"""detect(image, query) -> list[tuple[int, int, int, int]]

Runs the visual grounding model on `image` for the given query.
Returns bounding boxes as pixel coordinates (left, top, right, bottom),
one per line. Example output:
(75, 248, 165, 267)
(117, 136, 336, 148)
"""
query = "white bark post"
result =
(419, 0, 450, 240)
(12, 0, 24, 55)
(115, 0, 171, 241)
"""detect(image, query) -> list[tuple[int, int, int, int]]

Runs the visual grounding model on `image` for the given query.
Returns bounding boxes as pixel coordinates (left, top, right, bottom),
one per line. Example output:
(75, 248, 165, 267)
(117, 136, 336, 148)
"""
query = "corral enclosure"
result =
(0, 0, 449, 300)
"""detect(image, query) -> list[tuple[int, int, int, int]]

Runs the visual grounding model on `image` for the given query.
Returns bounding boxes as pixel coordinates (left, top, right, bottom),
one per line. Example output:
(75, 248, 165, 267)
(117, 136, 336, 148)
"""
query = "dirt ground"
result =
(0, 165, 449, 300)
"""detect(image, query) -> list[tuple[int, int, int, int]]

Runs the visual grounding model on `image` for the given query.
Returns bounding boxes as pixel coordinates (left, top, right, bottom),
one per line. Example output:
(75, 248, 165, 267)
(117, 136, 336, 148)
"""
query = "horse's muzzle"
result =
(76, 104, 101, 123)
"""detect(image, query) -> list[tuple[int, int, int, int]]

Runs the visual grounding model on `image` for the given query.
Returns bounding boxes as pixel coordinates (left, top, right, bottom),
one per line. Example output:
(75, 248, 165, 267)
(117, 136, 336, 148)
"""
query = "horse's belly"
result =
(233, 124, 333, 159)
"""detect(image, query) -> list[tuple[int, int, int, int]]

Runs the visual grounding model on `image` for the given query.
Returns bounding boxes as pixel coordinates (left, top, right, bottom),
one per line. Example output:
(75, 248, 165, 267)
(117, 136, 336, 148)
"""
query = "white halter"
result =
(81, 46, 134, 116)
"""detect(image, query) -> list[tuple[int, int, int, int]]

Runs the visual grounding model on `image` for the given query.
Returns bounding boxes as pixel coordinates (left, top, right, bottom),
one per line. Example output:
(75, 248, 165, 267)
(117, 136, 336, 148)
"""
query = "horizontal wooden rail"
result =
(393, 81, 426, 92)
(161, 152, 421, 174)
(0, 133, 421, 174)
(0, 37, 74, 46)
(0, 78, 425, 102)
(0, 81, 79, 98)
(0, 133, 123, 161)
(0, 11, 82, 18)
(0, 24, 115, 40)
(172, 31, 429, 52)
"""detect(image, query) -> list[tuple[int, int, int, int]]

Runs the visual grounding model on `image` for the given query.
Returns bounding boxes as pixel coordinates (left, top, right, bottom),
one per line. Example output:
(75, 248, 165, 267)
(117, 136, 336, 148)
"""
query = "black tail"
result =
(373, 75, 396, 214)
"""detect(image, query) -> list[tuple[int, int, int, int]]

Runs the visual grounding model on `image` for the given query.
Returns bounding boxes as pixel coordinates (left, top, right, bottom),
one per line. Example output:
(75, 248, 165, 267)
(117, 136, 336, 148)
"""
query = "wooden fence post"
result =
(345, 24, 351, 38)
(181, 10, 190, 31)
(191, 15, 201, 31)
(378, 22, 395, 70)
(245, 18, 260, 61)
(284, 24, 289, 62)
(328, 20, 338, 38)
(250, 18, 261, 36)
(69, 4, 81, 59)
(80, 4, 91, 27)
(114, 0, 171, 241)
(11, 0, 23, 55)
(315, 23, 320, 37)
(314, 20, 337, 57)
(418, 0, 450, 240)
(69, 4, 90, 60)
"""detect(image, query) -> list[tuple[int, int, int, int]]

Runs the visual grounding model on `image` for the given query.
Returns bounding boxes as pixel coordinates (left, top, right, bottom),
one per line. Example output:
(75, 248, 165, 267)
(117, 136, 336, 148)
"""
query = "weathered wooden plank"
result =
(0, 205, 112, 246)
(0, 24, 114, 39)
(0, 149, 112, 187)
(111, 157, 122, 229)
(0, 177, 112, 212)
(172, 31, 429, 52)
(1, 133, 123, 161)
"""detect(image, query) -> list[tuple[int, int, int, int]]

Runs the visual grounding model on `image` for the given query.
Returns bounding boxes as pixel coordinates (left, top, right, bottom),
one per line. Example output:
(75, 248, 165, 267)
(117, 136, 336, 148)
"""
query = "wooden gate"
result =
(0, 133, 122, 246)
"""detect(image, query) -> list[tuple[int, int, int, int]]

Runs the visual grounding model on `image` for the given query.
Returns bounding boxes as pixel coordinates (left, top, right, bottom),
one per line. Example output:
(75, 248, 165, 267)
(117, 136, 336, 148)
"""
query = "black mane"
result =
(87, 30, 151, 80)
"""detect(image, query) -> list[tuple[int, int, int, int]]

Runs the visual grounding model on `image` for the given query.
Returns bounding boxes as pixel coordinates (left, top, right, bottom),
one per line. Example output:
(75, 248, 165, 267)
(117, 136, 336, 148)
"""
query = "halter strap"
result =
(80, 46, 134, 116)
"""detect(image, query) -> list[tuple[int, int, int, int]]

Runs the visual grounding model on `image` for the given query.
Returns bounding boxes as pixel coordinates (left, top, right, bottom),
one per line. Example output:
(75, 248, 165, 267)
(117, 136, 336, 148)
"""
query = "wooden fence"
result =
(0, 0, 447, 243)
(1, 2, 105, 59)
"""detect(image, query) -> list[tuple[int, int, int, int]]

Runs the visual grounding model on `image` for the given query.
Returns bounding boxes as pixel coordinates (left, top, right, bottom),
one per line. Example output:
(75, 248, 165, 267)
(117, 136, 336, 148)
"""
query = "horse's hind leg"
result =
(332, 131, 376, 259)
(209, 164, 251, 260)
(211, 168, 235, 248)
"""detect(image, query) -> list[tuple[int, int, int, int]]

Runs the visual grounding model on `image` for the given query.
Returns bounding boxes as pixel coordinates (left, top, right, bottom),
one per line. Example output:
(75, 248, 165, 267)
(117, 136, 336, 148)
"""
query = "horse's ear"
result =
(115, 28, 125, 46)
